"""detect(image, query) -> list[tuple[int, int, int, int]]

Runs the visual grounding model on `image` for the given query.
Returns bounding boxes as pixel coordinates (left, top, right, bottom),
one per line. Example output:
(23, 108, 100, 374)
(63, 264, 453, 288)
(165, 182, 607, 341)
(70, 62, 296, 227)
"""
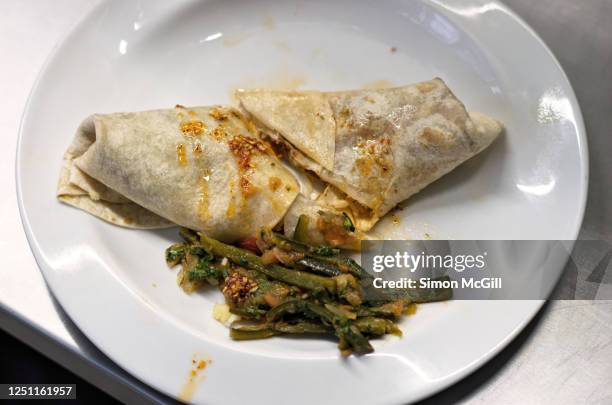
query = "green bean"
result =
(167, 227, 453, 355)
(198, 233, 337, 293)
(229, 320, 330, 340)
(340, 324, 374, 355)
(273, 321, 329, 334)
(261, 229, 370, 279)
(261, 228, 340, 256)
(265, 300, 373, 354)
(227, 305, 267, 320)
(324, 303, 357, 319)
(296, 257, 342, 277)
(354, 317, 401, 337)
(230, 328, 277, 340)
(304, 302, 372, 354)
(235, 320, 328, 334)
(179, 227, 199, 244)
(265, 300, 302, 322)
(318, 255, 370, 280)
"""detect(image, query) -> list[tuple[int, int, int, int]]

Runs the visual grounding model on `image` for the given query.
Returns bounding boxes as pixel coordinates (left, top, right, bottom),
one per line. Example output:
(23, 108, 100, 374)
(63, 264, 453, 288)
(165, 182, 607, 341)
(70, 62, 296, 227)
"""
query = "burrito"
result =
(57, 105, 299, 242)
(237, 78, 503, 232)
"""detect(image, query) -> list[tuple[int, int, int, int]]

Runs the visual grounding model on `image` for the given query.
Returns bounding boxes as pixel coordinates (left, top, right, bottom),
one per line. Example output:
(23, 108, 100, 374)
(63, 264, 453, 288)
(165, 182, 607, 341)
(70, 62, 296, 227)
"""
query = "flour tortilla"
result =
(237, 90, 335, 171)
(237, 78, 503, 231)
(57, 106, 299, 242)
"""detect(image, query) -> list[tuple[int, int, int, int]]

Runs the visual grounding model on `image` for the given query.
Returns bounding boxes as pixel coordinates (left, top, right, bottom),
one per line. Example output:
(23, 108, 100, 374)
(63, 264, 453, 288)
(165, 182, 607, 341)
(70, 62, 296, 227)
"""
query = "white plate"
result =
(17, 0, 587, 403)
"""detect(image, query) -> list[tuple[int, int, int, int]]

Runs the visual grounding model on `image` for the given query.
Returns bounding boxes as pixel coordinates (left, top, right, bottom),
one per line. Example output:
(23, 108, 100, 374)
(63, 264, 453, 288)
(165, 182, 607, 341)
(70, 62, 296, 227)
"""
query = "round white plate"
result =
(17, 0, 587, 404)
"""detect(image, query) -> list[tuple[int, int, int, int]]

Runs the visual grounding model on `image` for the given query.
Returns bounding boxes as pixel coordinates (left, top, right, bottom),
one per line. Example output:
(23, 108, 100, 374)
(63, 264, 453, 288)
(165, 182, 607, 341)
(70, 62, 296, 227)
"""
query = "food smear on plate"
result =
(179, 355, 210, 402)
(166, 228, 452, 356)
(362, 79, 396, 89)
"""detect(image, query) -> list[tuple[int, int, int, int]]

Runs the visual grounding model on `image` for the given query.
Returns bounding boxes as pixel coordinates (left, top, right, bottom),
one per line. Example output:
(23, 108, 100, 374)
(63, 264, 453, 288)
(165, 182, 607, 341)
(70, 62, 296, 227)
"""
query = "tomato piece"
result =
(238, 236, 260, 254)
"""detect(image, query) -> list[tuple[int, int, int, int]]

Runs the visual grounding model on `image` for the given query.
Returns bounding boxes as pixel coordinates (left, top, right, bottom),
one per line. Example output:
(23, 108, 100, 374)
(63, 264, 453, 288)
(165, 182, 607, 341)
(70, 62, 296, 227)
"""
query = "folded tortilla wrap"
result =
(57, 105, 299, 242)
(237, 78, 503, 231)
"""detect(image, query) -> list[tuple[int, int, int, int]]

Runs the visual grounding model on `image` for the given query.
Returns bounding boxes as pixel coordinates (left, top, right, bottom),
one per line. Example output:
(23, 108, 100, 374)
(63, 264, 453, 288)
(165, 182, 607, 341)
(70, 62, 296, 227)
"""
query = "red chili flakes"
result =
(228, 134, 269, 169)
(222, 272, 258, 303)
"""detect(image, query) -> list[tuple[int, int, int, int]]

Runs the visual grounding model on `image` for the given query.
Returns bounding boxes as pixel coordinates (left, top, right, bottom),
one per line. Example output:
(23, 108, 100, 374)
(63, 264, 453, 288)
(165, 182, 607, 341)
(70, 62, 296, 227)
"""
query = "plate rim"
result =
(15, 0, 589, 403)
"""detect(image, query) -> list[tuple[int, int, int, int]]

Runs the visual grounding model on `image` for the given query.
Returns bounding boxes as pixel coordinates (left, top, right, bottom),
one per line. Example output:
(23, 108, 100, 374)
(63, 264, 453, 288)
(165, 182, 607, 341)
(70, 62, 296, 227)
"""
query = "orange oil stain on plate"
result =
(273, 40, 291, 52)
(262, 16, 275, 31)
(178, 355, 211, 402)
(229, 72, 307, 104)
(223, 31, 256, 47)
(222, 16, 274, 47)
